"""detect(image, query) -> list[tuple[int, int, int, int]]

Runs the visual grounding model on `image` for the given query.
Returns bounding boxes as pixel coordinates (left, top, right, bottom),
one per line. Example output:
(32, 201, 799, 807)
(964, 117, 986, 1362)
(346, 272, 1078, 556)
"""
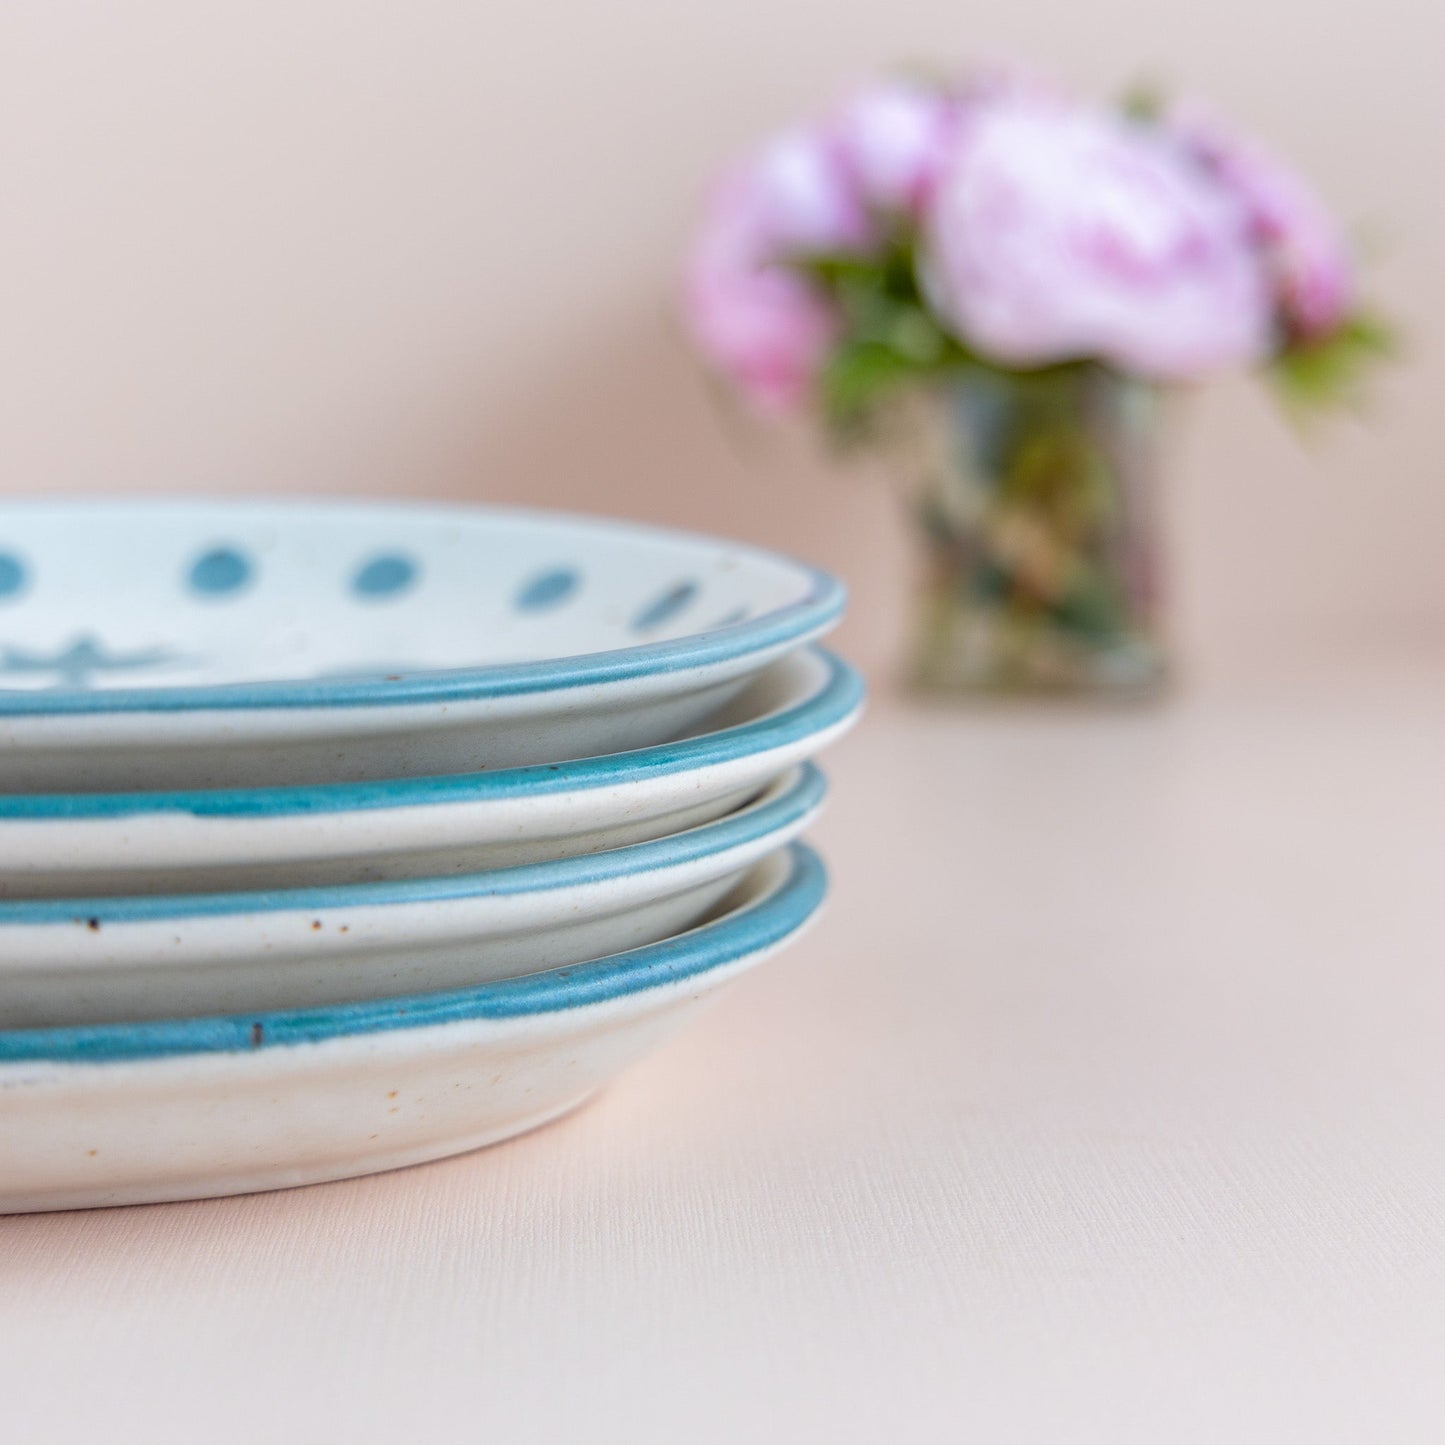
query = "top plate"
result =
(0, 498, 845, 788)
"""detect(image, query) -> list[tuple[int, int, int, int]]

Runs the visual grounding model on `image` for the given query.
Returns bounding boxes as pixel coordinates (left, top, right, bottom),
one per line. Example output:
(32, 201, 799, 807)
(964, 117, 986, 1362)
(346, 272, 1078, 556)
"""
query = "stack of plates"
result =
(0, 500, 861, 1211)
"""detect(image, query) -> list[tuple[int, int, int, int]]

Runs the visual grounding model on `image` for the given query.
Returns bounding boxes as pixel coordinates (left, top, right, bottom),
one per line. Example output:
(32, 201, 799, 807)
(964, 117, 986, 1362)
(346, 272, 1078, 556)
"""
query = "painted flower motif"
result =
(923, 94, 1273, 378)
(1169, 104, 1356, 341)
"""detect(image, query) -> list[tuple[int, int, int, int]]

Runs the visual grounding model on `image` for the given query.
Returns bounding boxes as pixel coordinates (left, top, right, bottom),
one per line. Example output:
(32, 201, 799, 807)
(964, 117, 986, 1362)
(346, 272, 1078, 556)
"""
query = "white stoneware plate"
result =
(0, 649, 860, 897)
(0, 843, 826, 1213)
(0, 498, 844, 790)
(0, 765, 823, 1028)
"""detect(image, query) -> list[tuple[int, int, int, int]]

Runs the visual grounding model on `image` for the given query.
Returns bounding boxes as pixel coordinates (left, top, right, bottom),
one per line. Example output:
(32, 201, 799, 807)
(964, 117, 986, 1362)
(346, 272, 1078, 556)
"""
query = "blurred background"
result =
(0, 0, 1433, 681)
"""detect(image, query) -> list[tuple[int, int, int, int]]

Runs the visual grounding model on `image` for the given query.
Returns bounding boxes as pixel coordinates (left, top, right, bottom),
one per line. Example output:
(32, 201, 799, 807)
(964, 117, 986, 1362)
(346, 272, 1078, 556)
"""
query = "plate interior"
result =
(0, 503, 815, 692)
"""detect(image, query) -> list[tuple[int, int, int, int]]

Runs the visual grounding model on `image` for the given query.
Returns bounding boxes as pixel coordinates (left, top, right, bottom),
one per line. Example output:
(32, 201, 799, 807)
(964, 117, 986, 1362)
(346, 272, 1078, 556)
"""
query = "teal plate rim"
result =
(0, 650, 861, 820)
(0, 843, 827, 1062)
(0, 762, 826, 925)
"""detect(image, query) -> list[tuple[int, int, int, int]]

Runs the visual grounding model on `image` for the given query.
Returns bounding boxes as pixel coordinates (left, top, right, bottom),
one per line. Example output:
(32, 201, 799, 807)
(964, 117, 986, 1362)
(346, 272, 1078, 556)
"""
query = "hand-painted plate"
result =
(0, 649, 861, 897)
(0, 843, 826, 1213)
(0, 499, 844, 789)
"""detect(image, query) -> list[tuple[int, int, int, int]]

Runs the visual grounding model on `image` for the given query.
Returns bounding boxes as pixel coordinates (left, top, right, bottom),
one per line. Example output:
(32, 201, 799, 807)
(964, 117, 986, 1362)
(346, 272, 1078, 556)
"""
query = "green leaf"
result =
(1271, 311, 1396, 417)
(1119, 80, 1166, 122)
(818, 340, 920, 438)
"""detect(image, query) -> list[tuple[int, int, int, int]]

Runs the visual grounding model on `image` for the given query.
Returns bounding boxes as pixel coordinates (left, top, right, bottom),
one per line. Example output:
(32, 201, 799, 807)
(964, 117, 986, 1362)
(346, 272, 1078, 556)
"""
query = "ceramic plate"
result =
(0, 765, 824, 1028)
(0, 649, 860, 897)
(0, 844, 826, 1213)
(0, 499, 844, 789)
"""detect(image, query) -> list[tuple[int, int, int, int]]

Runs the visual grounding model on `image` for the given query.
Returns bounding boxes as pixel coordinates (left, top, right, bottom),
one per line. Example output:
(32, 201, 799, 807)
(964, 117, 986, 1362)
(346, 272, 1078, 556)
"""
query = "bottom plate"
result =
(0, 844, 826, 1213)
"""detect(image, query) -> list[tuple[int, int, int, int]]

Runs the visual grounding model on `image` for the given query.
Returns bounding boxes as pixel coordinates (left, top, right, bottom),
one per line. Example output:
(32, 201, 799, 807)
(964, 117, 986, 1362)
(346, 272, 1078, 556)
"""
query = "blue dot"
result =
(188, 547, 252, 597)
(0, 552, 27, 600)
(352, 554, 418, 599)
(514, 567, 579, 612)
(632, 579, 699, 632)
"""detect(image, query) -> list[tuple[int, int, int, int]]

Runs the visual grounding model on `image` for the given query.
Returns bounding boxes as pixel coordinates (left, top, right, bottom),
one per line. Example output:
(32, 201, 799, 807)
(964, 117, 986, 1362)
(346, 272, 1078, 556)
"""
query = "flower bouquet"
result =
(684, 71, 1389, 696)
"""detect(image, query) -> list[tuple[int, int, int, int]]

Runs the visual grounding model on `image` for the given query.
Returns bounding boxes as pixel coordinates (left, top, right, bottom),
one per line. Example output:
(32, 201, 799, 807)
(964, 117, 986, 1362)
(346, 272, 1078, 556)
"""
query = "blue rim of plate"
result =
(0, 499, 846, 715)
(0, 762, 826, 926)
(0, 843, 826, 1062)
(0, 650, 861, 821)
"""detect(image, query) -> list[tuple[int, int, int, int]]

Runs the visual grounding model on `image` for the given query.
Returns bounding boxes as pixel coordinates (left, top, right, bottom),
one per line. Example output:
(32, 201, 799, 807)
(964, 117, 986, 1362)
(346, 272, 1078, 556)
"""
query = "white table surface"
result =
(5, 643, 1445, 1444)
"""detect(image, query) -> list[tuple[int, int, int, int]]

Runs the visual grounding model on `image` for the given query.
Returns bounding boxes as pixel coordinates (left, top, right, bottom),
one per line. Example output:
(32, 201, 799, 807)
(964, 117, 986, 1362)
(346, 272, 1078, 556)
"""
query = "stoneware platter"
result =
(0, 765, 823, 1028)
(0, 648, 860, 897)
(0, 499, 845, 790)
(0, 844, 826, 1213)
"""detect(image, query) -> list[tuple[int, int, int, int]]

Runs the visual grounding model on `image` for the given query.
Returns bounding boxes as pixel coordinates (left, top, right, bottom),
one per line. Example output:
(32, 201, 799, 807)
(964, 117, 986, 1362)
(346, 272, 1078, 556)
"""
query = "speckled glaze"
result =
(0, 499, 843, 789)
(0, 844, 827, 1213)
(0, 765, 824, 1028)
(0, 649, 861, 896)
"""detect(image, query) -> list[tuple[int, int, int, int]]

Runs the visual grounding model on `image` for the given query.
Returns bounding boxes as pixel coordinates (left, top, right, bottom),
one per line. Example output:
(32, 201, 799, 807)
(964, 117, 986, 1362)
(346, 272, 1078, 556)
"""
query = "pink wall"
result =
(0, 0, 1436, 680)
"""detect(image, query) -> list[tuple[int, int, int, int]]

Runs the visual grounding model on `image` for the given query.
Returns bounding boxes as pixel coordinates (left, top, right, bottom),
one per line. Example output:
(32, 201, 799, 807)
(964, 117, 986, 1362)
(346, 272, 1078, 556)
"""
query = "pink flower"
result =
(732, 125, 871, 257)
(683, 129, 866, 410)
(1170, 105, 1355, 341)
(924, 94, 1273, 378)
(684, 249, 837, 413)
(834, 80, 959, 216)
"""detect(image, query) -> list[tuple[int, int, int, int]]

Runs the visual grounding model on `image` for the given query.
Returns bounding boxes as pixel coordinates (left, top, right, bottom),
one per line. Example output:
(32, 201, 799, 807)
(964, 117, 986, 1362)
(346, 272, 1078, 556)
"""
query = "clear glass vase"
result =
(901, 364, 1168, 699)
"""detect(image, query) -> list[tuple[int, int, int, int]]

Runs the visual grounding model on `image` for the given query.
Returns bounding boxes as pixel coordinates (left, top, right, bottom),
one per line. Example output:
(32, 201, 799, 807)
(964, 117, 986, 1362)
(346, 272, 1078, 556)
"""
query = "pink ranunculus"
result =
(683, 156, 846, 412)
(924, 94, 1273, 379)
(834, 80, 959, 216)
(1170, 105, 1355, 341)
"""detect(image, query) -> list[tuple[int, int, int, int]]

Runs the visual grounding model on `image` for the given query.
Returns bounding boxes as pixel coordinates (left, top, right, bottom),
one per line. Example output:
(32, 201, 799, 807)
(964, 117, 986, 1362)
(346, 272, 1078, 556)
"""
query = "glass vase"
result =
(902, 364, 1168, 699)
